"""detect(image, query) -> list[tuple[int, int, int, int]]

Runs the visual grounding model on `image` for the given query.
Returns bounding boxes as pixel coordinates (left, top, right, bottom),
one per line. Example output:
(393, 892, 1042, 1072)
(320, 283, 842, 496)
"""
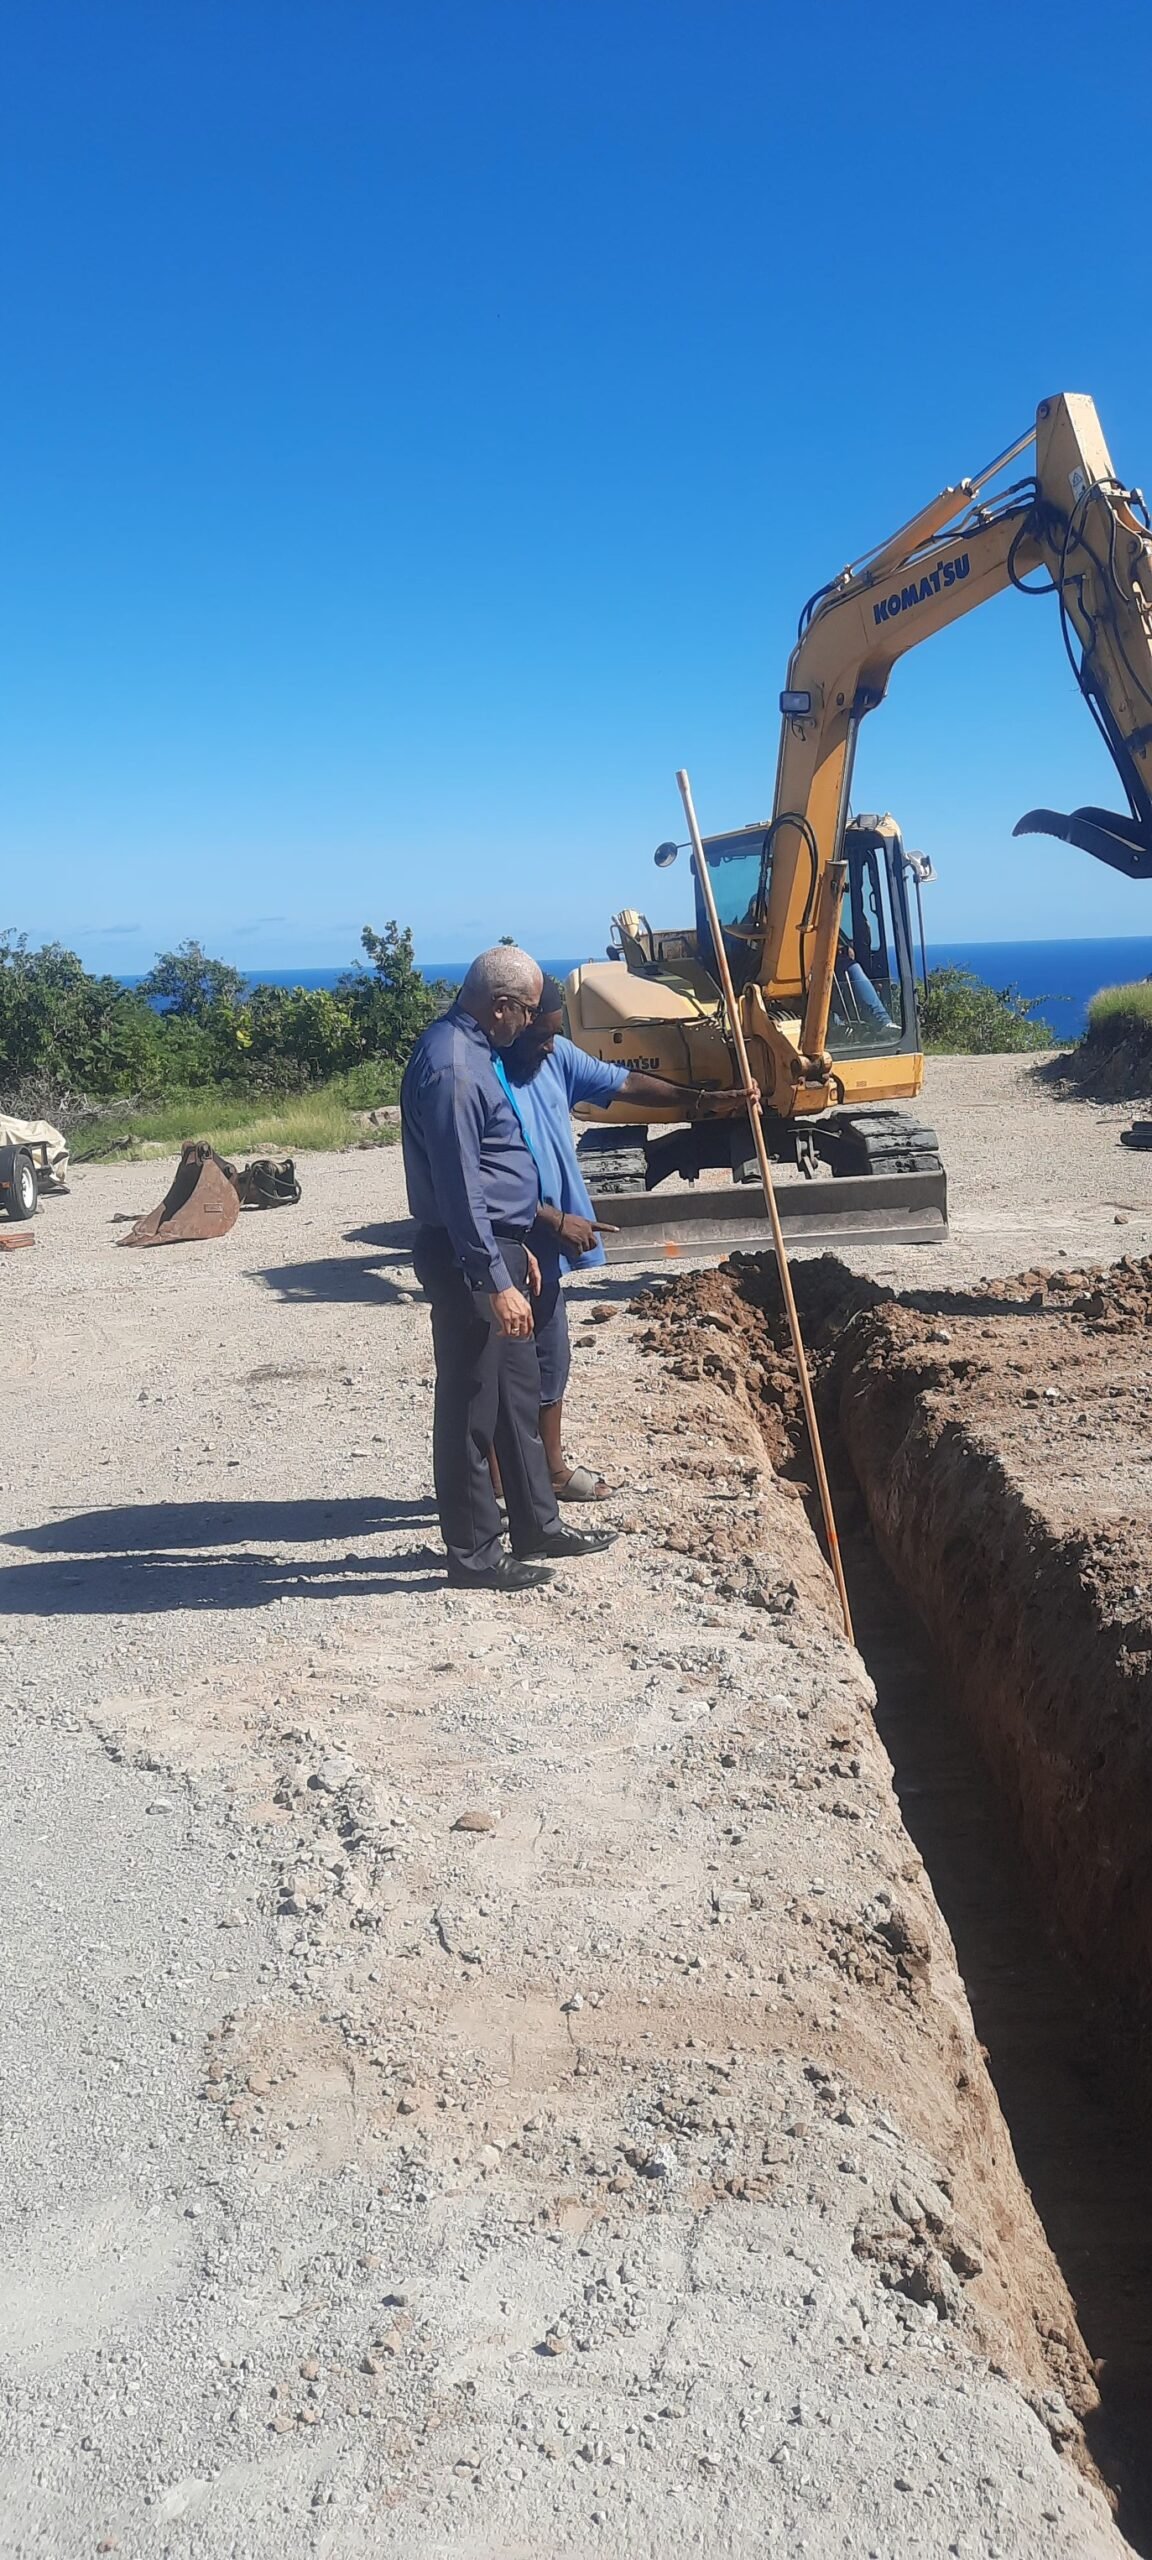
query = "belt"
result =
(416, 1222, 530, 1247)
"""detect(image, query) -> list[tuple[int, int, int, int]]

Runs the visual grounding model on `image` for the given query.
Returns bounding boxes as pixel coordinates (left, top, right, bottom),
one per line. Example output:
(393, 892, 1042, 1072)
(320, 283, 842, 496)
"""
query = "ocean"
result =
(160, 937, 1152, 1044)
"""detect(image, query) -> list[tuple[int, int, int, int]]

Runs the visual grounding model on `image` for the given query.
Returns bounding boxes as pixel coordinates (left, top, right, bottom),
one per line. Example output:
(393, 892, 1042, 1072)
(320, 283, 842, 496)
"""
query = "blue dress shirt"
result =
(400, 1004, 541, 1295)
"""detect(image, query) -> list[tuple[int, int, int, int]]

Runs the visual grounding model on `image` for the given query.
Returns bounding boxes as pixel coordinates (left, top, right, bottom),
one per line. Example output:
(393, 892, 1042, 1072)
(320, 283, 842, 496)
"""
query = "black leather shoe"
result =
(513, 1524, 618, 1561)
(446, 1555, 553, 1592)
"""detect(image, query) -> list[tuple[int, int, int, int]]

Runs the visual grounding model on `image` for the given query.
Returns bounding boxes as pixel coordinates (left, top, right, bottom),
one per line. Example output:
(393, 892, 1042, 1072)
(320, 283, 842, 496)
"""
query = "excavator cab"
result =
(678, 813, 921, 1059)
(828, 818, 920, 1061)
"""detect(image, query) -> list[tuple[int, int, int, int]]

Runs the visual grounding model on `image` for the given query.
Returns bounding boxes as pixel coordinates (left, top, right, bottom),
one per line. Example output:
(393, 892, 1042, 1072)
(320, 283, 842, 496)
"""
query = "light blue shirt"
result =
(504, 1038, 629, 1271)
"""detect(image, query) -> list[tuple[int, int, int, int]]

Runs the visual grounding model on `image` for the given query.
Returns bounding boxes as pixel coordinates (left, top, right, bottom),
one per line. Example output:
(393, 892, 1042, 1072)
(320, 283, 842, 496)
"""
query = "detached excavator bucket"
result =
(119, 1142, 241, 1247)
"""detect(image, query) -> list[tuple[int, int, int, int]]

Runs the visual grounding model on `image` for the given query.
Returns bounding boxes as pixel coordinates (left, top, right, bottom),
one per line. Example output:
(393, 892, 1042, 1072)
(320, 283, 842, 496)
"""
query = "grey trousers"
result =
(412, 1229, 560, 1576)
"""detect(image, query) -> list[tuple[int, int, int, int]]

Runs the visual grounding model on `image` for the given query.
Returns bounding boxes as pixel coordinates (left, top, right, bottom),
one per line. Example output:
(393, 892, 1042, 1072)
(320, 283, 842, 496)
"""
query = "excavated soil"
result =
(640, 1245, 1152, 2527)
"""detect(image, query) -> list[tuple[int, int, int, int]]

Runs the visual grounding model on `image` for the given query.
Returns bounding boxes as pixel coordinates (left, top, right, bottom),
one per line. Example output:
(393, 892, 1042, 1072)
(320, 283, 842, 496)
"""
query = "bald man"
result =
(401, 945, 615, 1593)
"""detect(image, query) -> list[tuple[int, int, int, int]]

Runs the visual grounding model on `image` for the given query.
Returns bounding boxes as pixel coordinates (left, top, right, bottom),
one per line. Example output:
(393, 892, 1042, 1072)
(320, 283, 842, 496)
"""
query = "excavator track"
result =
(815, 1107, 944, 1179)
(575, 1125, 650, 1195)
(579, 1112, 948, 1263)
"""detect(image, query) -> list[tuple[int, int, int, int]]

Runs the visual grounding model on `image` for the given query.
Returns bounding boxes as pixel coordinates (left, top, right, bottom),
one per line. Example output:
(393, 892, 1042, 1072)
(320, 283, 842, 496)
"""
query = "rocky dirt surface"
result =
(0, 1077, 1141, 2557)
(810, 1050, 1152, 1289)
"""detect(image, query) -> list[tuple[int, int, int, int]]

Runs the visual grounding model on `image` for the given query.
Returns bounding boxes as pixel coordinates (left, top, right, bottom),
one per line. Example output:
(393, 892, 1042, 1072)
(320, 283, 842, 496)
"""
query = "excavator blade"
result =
(119, 1142, 241, 1247)
(591, 1167, 948, 1264)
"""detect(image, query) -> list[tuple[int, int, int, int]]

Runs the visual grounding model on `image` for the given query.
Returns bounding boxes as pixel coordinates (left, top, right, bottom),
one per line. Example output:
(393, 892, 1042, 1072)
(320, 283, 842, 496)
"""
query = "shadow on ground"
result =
(0, 1497, 443, 1613)
(254, 1220, 422, 1305)
(255, 1226, 655, 1309)
(565, 1274, 654, 1303)
(4, 1496, 437, 1553)
(344, 1221, 418, 1251)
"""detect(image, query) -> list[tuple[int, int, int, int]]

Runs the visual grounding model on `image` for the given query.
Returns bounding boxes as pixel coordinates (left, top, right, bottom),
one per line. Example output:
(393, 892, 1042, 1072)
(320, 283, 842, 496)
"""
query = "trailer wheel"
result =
(4, 1149, 38, 1220)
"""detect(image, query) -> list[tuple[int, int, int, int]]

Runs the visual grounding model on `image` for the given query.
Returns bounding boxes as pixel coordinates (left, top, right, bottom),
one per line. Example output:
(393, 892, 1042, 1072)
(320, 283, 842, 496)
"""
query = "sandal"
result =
(556, 1463, 611, 1501)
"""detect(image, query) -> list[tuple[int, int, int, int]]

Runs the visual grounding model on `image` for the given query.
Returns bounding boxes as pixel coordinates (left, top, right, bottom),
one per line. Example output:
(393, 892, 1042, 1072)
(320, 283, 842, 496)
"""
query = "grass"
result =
(71, 1081, 399, 1162)
(1086, 980, 1152, 1033)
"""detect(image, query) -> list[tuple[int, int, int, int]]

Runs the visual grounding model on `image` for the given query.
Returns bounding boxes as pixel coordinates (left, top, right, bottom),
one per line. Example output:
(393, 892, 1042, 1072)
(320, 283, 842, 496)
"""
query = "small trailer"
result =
(0, 1116, 69, 1221)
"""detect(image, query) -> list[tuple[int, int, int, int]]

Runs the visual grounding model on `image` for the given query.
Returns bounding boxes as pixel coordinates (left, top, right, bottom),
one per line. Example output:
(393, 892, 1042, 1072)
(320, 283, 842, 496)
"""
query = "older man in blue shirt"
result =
(401, 946, 616, 1592)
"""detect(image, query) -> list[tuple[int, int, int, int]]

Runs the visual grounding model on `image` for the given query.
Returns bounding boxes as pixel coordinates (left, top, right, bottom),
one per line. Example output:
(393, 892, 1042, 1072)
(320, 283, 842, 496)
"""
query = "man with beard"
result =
(498, 976, 755, 1500)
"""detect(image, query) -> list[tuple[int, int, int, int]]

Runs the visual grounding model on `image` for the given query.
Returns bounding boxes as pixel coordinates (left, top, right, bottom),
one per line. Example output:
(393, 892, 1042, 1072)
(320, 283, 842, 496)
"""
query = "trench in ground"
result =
(707, 1282, 1152, 2552)
(845, 1524, 1152, 2551)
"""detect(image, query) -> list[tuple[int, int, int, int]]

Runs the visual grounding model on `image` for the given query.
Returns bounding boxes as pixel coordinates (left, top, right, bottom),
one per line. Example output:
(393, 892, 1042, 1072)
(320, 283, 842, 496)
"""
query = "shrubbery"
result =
(919, 964, 1054, 1052)
(0, 921, 455, 1109)
(0, 935, 163, 1096)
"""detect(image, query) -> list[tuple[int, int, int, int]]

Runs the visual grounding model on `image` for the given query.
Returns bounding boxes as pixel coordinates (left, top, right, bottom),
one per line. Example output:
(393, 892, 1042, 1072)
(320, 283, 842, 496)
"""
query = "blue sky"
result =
(3, 0, 1152, 972)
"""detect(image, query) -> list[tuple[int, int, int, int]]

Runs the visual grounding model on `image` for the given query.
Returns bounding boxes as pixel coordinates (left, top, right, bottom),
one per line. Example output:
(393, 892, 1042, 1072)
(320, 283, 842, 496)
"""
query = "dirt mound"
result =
(634, 1254, 883, 1468)
(640, 1246, 1152, 1403)
(1050, 1024, 1152, 1103)
(1050, 1254, 1152, 1329)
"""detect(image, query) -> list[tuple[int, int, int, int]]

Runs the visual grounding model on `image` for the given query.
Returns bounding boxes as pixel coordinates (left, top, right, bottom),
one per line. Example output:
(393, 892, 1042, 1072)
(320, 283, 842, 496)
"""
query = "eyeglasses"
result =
(496, 991, 542, 1022)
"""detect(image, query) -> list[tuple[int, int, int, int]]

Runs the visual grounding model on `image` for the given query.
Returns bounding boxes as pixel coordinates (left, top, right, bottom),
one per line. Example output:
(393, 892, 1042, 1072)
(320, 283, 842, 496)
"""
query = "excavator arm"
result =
(757, 394, 1152, 1047)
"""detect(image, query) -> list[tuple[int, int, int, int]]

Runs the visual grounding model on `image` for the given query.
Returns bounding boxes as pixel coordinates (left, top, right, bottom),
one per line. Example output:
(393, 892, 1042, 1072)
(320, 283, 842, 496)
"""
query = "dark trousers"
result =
(412, 1230, 560, 1577)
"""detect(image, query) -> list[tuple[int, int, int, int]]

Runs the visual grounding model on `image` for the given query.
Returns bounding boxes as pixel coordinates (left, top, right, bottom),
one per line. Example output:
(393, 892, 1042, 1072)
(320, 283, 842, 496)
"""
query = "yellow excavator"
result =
(565, 392, 1152, 1257)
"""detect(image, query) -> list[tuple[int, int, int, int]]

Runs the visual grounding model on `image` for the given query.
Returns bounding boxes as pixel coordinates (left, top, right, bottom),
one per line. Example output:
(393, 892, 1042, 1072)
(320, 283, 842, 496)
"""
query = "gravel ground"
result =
(0, 1066, 1139, 2557)
(830, 1052, 1152, 1288)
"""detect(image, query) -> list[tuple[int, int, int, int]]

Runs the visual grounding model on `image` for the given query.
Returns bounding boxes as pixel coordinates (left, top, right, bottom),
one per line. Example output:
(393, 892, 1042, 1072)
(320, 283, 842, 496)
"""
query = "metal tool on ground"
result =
(118, 1146, 303, 1246)
(677, 766, 854, 1647)
(119, 1142, 242, 1247)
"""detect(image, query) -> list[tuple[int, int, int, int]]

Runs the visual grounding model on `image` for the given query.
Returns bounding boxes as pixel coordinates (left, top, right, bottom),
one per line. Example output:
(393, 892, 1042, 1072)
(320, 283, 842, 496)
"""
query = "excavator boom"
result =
(762, 393, 1152, 1050)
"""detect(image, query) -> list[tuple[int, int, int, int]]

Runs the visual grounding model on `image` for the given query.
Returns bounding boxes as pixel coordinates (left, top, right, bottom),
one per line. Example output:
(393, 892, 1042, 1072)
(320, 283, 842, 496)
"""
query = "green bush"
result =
(243, 982, 360, 1082)
(920, 965, 1055, 1053)
(340, 920, 455, 1059)
(0, 919, 455, 1112)
(1085, 980, 1152, 1032)
(138, 941, 247, 1018)
(0, 935, 161, 1094)
(332, 1058, 404, 1108)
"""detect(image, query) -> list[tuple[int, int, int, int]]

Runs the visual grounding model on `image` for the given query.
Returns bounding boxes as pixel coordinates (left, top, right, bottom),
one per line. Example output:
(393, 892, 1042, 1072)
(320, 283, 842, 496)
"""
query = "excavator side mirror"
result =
(654, 841, 680, 868)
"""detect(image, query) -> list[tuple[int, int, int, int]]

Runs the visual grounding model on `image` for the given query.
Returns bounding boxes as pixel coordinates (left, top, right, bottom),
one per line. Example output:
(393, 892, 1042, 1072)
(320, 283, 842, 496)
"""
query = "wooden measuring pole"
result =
(675, 768, 855, 1645)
